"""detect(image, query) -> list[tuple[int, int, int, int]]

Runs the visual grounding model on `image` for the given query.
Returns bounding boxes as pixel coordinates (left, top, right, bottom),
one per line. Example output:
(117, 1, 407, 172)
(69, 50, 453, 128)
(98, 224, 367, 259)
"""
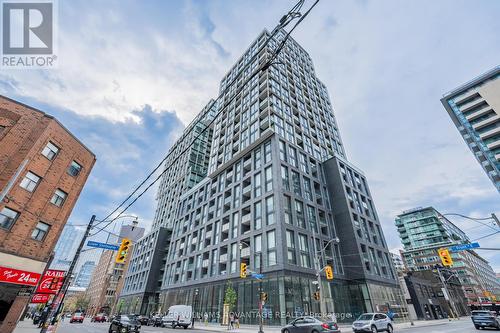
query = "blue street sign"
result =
(449, 242, 480, 252)
(87, 241, 120, 251)
(251, 273, 264, 280)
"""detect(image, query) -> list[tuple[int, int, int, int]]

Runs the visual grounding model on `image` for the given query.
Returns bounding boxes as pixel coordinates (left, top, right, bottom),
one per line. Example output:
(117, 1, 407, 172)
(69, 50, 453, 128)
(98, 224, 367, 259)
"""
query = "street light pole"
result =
(436, 266, 460, 320)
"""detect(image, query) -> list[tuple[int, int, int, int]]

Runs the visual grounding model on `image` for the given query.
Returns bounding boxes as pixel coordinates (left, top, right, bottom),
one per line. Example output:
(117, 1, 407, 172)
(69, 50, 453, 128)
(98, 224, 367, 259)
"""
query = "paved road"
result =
(41, 318, 500, 333)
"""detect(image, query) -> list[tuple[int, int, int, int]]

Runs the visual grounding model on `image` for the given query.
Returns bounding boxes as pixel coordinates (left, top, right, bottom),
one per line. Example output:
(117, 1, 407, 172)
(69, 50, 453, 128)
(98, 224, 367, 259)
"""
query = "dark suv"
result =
(471, 310, 500, 330)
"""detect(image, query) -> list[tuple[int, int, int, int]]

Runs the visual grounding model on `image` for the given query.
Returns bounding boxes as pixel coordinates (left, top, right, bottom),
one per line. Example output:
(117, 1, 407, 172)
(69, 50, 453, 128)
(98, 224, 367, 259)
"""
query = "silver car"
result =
(352, 313, 393, 333)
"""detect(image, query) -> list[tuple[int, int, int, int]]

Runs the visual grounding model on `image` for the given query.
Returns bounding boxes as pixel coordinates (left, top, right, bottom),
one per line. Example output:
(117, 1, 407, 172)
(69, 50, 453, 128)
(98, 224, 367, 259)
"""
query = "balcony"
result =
(202, 259, 209, 268)
(219, 254, 228, 262)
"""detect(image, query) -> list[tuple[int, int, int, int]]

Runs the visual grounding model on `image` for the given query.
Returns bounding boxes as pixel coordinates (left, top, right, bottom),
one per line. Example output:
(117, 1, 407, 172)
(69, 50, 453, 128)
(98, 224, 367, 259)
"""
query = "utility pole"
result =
(436, 266, 460, 320)
(40, 215, 96, 333)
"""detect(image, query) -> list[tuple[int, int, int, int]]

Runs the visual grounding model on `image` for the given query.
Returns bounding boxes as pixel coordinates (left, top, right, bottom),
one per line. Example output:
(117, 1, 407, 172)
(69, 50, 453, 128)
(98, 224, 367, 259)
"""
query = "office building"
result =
(74, 260, 96, 288)
(51, 224, 85, 270)
(86, 224, 144, 315)
(119, 29, 401, 324)
(396, 207, 500, 307)
(441, 66, 500, 193)
(0, 96, 95, 333)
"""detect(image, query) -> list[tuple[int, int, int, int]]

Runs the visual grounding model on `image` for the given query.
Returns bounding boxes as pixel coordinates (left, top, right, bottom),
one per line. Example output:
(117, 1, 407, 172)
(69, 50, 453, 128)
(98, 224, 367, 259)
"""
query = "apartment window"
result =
(303, 177, 312, 201)
(233, 185, 241, 207)
(254, 172, 261, 197)
(264, 166, 273, 192)
(254, 234, 262, 270)
(68, 161, 82, 177)
(0, 207, 19, 230)
(281, 165, 290, 191)
(265, 196, 275, 225)
(299, 153, 308, 173)
(41, 141, 59, 160)
(279, 140, 287, 162)
(20, 171, 41, 192)
(267, 230, 277, 266)
(254, 201, 262, 230)
(50, 189, 67, 207)
(254, 148, 262, 169)
(284, 195, 292, 225)
(289, 146, 297, 167)
(298, 234, 310, 268)
(295, 200, 305, 228)
(31, 222, 50, 241)
(291, 171, 301, 196)
(264, 141, 272, 164)
(286, 230, 296, 265)
(232, 212, 239, 238)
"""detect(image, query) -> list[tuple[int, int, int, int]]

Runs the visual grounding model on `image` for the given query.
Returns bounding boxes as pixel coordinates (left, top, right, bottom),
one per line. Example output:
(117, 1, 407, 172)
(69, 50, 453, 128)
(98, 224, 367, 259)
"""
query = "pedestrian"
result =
(234, 313, 240, 328)
(229, 312, 234, 330)
(204, 312, 208, 326)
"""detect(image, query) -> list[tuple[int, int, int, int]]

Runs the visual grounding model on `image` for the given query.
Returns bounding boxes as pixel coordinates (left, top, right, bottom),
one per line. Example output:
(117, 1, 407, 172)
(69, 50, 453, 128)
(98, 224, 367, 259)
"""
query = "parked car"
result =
(352, 313, 393, 333)
(148, 315, 163, 327)
(162, 305, 192, 328)
(70, 312, 84, 323)
(281, 316, 340, 333)
(136, 315, 149, 325)
(92, 313, 107, 323)
(109, 315, 141, 333)
(471, 310, 500, 330)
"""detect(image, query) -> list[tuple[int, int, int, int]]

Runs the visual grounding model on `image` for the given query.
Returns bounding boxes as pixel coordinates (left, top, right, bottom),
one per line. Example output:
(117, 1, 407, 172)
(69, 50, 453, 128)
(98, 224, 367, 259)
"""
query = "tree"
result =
(224, 283, 237, 312)
(74, 294, 90, 312)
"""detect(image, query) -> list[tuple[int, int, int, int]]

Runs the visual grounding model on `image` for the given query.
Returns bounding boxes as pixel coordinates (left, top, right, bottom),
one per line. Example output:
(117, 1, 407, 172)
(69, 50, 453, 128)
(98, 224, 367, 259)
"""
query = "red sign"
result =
(31, 294, 51, 303)
(36, 270, 66, 294)
(0, 266, 41, 286)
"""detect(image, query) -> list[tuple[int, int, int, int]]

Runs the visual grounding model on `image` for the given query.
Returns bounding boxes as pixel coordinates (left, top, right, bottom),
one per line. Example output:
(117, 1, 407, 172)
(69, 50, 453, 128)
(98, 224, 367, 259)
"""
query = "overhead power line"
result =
(91, 0, 321, 236)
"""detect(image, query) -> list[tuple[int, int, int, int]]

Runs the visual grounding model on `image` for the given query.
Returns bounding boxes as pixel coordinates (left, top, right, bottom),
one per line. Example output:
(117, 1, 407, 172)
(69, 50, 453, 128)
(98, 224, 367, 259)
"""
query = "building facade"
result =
(119, 29, 401, 324)
(0, 95, 95, 333)
(117, 100, 216, 314)
(403, 270, 468, 320)
(396, 207, 500, 308)
(85, 225, 144, 315)
(51, 224, 85, 270)
(74, 260, 96, 288)
(441, 66, 500, 193)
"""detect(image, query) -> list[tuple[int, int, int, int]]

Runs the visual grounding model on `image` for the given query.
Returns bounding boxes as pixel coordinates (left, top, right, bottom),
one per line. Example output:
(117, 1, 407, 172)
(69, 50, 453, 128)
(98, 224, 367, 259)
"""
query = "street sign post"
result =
(252, 273, 264, 280)
(449, 242, 480, 252)
(87, 241, 120, 251)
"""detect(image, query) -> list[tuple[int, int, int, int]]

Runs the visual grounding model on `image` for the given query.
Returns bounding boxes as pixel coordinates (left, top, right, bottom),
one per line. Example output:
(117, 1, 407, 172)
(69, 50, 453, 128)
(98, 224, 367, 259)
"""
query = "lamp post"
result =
(312, 232, 340, 319)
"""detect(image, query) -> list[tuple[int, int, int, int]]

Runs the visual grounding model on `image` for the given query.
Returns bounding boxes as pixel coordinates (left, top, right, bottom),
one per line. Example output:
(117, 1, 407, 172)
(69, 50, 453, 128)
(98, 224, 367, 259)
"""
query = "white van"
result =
(162, 305, 193, 329)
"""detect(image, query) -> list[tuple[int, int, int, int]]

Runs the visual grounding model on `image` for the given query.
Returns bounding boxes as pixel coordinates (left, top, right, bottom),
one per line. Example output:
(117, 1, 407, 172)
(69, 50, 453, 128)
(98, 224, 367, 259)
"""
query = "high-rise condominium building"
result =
(396, 207, 500, 306)
(441, 66, 500, 193)
(119, 30, 399, 324)
(74, 260, 96, 288)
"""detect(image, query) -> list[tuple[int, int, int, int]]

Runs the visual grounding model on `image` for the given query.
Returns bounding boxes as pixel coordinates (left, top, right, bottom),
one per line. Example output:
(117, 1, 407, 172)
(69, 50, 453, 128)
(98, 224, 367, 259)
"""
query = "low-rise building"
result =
(0, 96, 95, 333)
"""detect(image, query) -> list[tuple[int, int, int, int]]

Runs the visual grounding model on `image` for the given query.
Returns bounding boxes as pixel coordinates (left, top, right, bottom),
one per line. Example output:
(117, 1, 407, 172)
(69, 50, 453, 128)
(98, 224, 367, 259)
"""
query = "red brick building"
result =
(0, 95, 96, 332)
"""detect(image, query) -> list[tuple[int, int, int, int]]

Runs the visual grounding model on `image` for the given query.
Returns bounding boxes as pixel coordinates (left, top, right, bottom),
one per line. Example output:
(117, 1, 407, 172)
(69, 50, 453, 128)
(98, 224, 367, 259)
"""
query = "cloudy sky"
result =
(1, 0, 499, 270)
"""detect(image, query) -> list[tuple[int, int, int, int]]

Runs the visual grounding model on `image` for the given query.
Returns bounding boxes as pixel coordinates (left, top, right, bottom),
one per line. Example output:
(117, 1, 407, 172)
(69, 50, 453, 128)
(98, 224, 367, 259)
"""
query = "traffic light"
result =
(116, 238, 131, 263)
(325, 265, 334, 280)
(260, 292, 268, 302)
(240, 263, 247, 278)
(313, 292, 320, 300)
(437, 248, 453, 267)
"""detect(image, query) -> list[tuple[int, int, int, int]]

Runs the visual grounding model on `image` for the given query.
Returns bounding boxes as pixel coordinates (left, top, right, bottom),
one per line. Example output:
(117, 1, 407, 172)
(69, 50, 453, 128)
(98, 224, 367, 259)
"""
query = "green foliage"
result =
(224, 283, 237, 311)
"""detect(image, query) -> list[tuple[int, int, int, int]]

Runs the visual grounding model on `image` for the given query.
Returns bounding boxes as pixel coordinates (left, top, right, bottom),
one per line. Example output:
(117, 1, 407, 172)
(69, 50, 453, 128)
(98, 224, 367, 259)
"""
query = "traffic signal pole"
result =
(436, 266, 460, 320)
(40, 215, 96, 333)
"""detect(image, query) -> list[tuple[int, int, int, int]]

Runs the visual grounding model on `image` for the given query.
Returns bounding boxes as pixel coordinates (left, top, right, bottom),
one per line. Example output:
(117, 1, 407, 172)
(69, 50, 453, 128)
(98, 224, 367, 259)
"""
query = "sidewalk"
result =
(193, 317, 468, 333)
(12, 320, 41, 333)
(12, 319, 60, 333)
